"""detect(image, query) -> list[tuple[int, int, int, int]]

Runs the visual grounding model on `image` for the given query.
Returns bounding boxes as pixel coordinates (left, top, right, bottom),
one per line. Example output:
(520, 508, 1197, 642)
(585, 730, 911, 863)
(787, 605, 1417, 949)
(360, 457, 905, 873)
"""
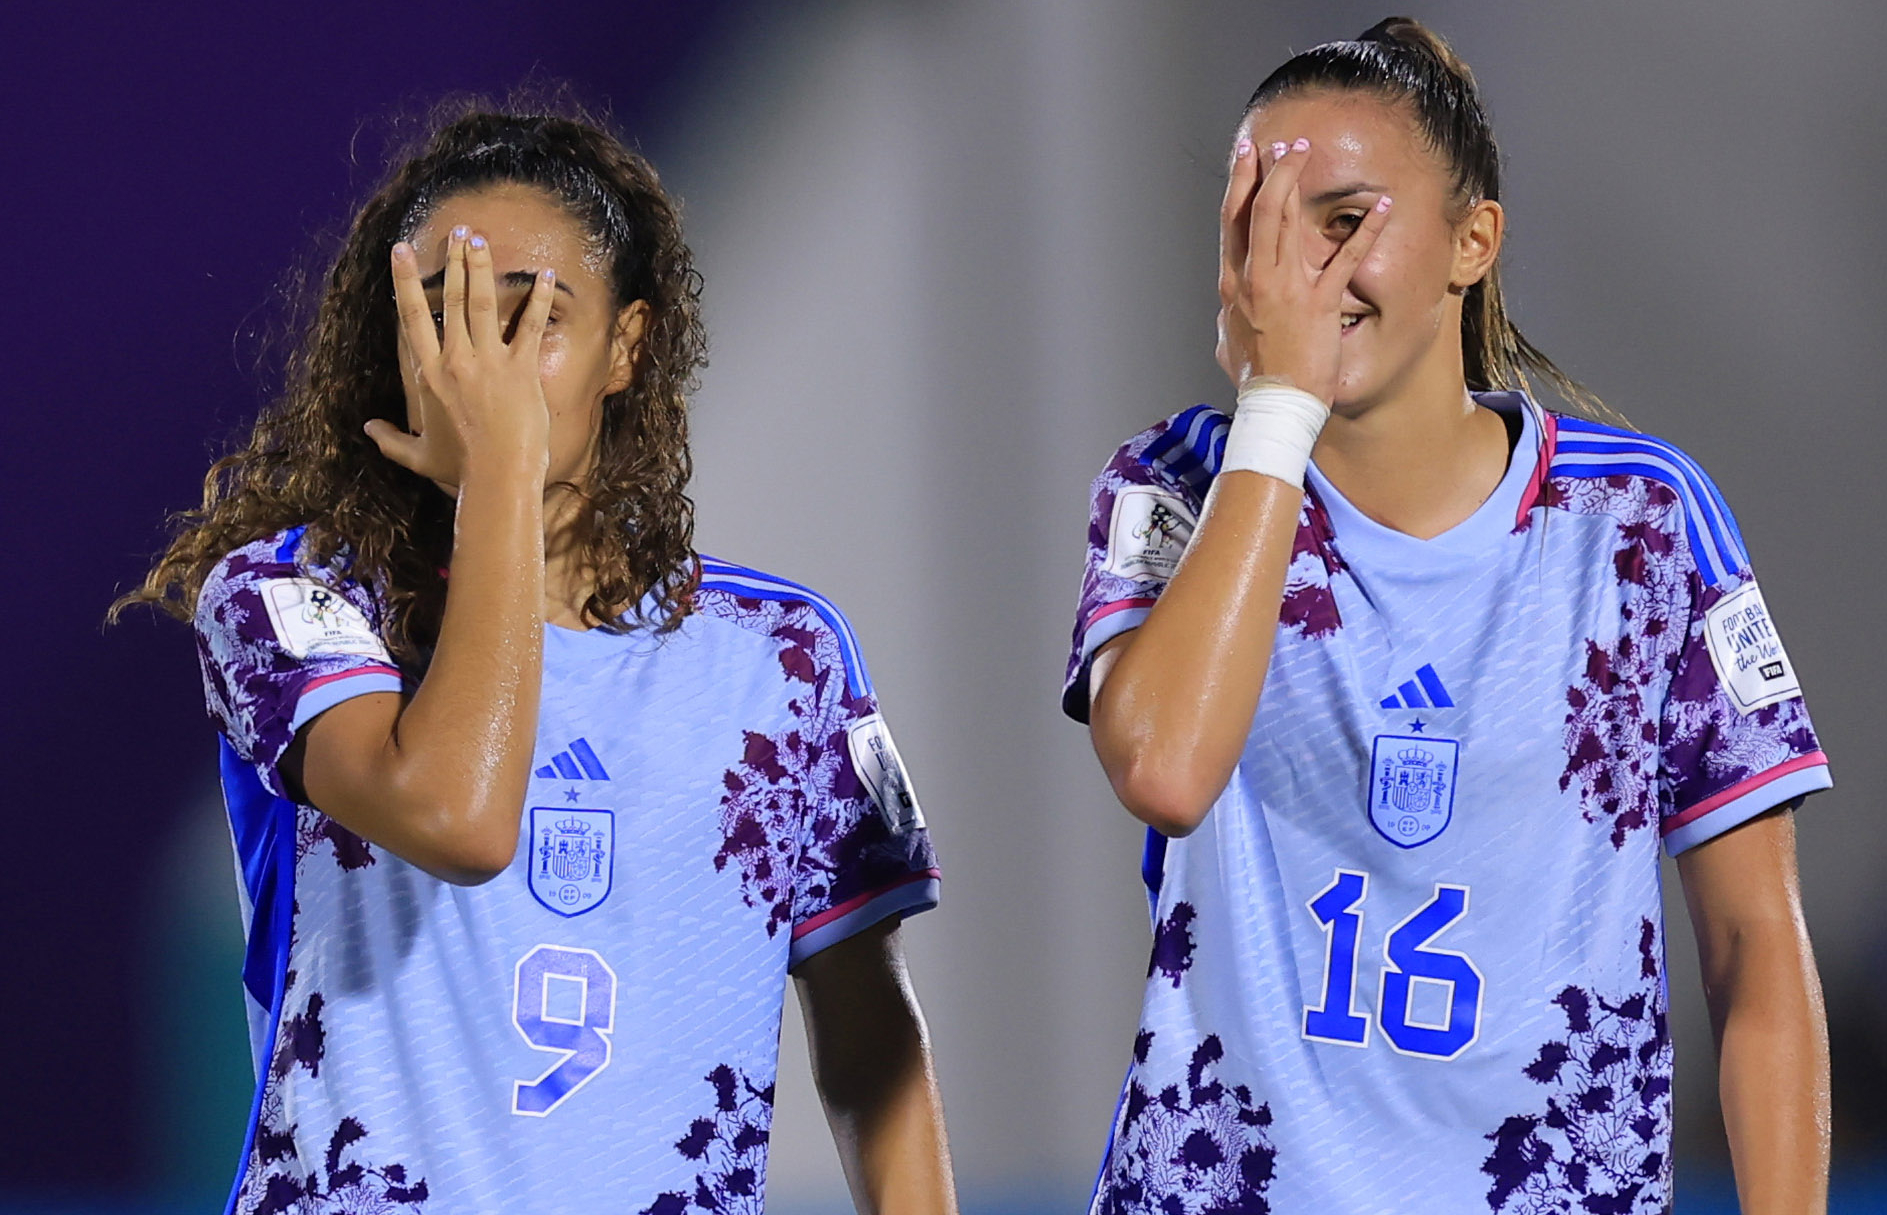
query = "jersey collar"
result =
(1304, 390, 1544, 569)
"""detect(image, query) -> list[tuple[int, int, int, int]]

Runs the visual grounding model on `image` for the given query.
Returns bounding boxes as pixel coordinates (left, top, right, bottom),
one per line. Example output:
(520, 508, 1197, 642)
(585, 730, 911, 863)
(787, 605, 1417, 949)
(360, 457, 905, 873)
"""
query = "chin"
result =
(1328, 373, 1385, 418)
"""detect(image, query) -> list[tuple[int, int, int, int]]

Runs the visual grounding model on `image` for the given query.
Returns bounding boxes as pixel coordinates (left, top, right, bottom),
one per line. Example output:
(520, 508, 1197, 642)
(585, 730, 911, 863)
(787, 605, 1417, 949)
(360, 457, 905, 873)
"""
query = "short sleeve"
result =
(788, 677, 940, 970)
(194, 530, 405, 797)
(1657, 523, 1831, 855)
(1061, 411, 1215, 723)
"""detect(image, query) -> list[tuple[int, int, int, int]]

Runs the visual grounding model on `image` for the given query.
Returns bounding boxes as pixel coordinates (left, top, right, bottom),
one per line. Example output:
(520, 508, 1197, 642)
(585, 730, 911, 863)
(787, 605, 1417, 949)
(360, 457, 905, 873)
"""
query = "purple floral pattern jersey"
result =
(1066, 396, 1827, 1213)
(196, 535, 938, 1214)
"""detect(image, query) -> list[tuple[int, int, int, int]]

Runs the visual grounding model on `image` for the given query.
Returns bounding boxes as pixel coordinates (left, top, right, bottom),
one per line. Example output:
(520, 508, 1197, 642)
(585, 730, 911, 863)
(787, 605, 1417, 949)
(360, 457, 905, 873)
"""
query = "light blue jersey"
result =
(197, 532, 939, 1214)
(1064, 394, 1828, 1214)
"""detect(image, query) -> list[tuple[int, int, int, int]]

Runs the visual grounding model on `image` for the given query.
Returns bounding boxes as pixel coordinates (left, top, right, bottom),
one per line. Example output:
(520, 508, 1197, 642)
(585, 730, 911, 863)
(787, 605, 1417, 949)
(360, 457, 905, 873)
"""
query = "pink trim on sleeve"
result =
(1662, 751, 1829, 835)
(791, 868, 942, 939)
(302, 664, 403, 695)
(1088, 597, 1158, 626)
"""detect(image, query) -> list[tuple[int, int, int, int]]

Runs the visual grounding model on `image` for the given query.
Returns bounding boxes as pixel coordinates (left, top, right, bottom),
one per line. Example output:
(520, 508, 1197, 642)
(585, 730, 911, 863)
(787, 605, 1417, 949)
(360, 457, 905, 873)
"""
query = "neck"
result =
(1313, 349, 1512, 541)
(542, 485, 598, 630)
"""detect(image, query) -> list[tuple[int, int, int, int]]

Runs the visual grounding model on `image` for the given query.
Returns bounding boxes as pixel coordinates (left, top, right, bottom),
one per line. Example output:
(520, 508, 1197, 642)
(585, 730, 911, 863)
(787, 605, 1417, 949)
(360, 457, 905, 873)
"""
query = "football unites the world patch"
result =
(258, 577, 390, 660)
(847, 713, 924, 835)
(1103, 487, 1196, 581)
(1703, 580, 1802, 715)
(1368, 734, 1459, 848)
(528, 807, 615, 917)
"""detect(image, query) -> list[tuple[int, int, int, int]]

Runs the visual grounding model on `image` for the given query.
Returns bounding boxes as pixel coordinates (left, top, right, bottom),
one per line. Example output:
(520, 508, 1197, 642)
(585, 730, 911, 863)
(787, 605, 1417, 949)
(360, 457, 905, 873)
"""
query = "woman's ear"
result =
(605, 300, 652, 395)
(1451, 199, 1504, 291)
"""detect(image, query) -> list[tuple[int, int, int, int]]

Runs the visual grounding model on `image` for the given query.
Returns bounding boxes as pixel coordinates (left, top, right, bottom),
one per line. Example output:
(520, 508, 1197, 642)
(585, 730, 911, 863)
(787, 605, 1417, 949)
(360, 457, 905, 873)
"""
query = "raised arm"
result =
(1677, 805, 1830, 1214)
(795, 921, 957, 1215)
(281, 228, 557, 885)
(1088, 136, 1388, 837)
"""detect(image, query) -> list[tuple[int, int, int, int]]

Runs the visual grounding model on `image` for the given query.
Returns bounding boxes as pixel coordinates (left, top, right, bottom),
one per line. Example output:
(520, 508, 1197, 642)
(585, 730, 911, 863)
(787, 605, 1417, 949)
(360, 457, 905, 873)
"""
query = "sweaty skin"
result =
(1090, 90, 1830, 1213)
(280, 186, 959, 1213)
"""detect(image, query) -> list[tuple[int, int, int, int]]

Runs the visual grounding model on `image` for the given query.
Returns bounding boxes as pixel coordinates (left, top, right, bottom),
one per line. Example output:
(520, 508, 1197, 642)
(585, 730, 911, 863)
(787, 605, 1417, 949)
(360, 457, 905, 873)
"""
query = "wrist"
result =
(1222, 381, 1329, 488)
(459, 444, 550, 488)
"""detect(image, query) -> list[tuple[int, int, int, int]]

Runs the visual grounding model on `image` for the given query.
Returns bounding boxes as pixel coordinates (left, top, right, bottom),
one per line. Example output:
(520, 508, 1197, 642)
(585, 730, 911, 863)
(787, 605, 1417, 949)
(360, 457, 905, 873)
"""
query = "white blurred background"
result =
(668, 1, 1887, 1207)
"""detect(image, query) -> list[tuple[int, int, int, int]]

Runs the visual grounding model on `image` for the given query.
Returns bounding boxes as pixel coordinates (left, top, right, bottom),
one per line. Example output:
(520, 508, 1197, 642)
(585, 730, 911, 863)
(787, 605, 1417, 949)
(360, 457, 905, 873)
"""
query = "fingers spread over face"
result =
(1319, 194, 1394, 299)
(464, 232, 500, 346)
(442, 225, 469, 350)
(1219, 133, 1261, 297)
(390, 242, 439, 361)
(510, 268, 556, 355)
(1251, 138, 1311, 271)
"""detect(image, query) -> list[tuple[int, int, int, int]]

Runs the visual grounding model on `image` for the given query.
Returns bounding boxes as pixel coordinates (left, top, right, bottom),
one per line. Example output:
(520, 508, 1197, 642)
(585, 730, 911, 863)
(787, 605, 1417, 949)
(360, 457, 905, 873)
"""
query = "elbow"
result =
(413, 825, 518, 886)
(1108, 757, 1217, 839)
(390, 783, 522, 885)
(431, 843, 518, 887)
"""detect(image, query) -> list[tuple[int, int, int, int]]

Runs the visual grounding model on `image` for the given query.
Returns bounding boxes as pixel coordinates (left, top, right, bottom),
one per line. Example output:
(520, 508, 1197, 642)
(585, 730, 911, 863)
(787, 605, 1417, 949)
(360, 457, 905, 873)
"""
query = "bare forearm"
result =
(828, 1041, 956, 1215)
(798, 924, 957, 1215)
(1680, 810, 1830, 1214)
(296, 462, 548, 882)
(385, 462, 546, 845)
(1090, 469, 1301, 834)
(1710, 931, 1830, 1214)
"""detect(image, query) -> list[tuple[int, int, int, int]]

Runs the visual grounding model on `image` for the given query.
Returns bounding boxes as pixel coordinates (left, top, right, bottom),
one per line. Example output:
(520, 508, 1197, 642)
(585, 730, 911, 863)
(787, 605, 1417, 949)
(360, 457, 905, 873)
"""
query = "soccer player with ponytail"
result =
(118, 100, 955, 1214)
(1065, 19, 1830, 1213)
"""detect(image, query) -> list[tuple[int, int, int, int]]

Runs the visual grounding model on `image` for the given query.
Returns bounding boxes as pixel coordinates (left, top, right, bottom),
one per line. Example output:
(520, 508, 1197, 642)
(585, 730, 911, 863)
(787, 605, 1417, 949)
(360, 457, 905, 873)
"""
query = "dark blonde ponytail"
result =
(1247, 17, 1624, 425)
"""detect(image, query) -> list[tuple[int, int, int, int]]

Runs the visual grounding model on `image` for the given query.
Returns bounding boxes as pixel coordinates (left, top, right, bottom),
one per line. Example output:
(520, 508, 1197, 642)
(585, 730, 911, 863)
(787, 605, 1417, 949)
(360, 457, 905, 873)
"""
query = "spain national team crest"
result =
(1368, 735, 1459, 848)
(528, 807, 614, 916)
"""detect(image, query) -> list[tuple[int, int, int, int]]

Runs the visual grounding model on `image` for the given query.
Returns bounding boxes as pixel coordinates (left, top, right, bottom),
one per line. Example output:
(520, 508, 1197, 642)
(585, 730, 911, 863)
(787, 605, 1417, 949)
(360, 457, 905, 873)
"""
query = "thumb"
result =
(363, 419, 429, 476)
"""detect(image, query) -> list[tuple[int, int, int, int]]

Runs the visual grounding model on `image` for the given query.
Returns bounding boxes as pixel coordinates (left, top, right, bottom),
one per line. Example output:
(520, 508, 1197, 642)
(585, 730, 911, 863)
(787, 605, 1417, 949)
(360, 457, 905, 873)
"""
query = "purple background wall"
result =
(1, 3, 737, 1202)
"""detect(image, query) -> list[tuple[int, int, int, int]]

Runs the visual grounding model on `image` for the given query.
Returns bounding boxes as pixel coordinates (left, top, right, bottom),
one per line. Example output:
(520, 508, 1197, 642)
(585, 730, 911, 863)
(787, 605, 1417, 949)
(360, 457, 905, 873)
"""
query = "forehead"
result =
(408, 183, 602, 282)
(1243, 91, 1446, 188)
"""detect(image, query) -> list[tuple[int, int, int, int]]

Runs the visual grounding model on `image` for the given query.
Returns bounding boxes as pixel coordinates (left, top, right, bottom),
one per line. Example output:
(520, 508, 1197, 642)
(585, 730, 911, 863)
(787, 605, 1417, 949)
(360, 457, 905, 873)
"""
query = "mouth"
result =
(1340, 312, 1372, 336)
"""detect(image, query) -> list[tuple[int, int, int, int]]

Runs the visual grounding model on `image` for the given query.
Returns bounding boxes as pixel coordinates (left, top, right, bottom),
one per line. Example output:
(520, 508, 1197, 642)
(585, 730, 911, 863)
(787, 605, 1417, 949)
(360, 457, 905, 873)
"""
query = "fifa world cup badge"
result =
(259, 577, 389, 660)
(528, 807, 615, 916)
(1103, 487, 1196, 581)
(847, 713, 924, 834)
(1368, 735, 1459, 848)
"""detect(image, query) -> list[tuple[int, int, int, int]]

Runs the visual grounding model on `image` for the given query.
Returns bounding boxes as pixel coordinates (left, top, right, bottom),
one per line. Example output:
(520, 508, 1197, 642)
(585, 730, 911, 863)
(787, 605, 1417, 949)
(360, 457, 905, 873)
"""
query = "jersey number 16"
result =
(1302, 869, 1483, 1060)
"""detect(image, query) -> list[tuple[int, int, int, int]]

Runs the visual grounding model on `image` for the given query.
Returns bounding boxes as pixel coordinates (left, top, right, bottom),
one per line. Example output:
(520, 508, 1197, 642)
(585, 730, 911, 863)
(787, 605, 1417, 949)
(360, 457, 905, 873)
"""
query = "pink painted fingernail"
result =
(543, 269, 556, 283)
(1376, 196, 1393, 212)
(1292, 137, 1311, 153)
(1271, 142, 1288, 159)
(469, 234, 487, 250)
(1235, 137, 1253, 159)
(391, 242, 413, 261)
(451, 225, 469, 240)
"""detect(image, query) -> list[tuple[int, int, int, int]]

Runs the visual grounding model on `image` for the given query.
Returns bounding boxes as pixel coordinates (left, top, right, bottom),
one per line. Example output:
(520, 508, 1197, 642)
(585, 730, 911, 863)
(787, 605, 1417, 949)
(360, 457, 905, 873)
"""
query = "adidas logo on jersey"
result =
(1378, 664, 1456, 710)
(535, 738, 611, 782)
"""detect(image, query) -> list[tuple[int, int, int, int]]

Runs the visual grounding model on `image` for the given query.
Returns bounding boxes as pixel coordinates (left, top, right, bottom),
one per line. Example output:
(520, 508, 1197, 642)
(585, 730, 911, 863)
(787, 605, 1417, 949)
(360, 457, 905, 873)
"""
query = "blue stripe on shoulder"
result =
(697, 556, 873, 698)
(1141, 405, 1229, 497)
(1551, 417, 1750, 588)
(273, 525, 308, 564)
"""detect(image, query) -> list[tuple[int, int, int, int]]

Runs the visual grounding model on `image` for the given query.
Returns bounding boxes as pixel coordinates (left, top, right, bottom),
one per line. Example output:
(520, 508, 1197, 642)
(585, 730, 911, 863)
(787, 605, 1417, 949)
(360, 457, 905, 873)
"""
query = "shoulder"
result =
(692, 555, 874, 702)
(196, 527, 313, 627)
(1094, 404, 1231, 504)
(195, 525, 386, 646)
(1546, 412, 1750, 588)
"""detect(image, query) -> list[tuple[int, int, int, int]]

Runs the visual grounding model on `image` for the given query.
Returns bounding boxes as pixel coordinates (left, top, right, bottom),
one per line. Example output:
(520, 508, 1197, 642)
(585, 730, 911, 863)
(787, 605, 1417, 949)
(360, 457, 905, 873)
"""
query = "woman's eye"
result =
(430, 311, 445, 331)
(1330, 212, 1364, 234)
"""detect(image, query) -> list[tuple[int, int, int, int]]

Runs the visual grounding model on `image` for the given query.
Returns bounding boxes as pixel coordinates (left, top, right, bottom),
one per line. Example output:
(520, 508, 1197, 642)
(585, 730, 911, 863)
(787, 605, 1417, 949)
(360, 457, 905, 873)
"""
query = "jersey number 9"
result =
(512, 945, 618, 1116)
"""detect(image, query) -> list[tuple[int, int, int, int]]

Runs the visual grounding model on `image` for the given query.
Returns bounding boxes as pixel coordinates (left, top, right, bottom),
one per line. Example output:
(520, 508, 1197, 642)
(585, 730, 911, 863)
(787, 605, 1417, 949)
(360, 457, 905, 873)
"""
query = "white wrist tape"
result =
(1222, 380, 1330, 488)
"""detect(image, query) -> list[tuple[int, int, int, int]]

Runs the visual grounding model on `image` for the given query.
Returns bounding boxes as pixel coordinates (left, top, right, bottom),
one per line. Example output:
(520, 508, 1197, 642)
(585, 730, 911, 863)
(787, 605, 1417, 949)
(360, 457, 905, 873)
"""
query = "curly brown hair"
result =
(111, 95, 708, 666)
